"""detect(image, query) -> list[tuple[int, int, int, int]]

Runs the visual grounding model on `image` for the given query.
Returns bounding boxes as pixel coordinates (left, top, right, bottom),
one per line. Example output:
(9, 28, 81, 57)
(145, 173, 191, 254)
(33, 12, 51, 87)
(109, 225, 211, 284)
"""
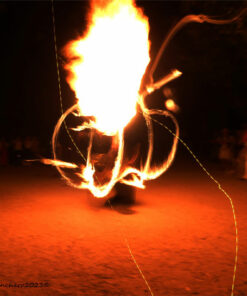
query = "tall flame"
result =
(64, 0, 150, 136)
(48, 6, 242, 296)
(50, 0, 181, 198)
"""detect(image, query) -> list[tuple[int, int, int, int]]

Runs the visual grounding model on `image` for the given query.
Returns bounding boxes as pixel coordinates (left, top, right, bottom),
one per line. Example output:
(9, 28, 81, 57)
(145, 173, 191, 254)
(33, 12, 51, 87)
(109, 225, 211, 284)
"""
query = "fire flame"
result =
(50, 0, 181, 198)
(64, 0, 150, 136)
(47, 5, 243, 296)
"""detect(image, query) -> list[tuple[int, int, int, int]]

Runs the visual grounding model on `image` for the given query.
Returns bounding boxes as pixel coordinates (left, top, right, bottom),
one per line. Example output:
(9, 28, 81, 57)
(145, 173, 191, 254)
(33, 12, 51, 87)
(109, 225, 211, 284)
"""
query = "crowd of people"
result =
(0, 136, 41, 166)
(1, 126, 247, 181)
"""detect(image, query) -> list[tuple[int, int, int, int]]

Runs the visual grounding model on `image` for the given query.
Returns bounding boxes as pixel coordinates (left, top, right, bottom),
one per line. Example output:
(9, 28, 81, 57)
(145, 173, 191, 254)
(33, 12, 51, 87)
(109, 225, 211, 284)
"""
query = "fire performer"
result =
(48, 0, 246, 200)
(47, 1, 244, 294)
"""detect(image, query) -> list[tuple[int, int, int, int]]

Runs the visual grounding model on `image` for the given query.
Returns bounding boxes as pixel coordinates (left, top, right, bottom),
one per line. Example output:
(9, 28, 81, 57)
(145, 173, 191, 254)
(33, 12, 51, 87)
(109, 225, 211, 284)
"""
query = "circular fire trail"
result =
(47, 0, 245, 200)
(47, 1, 245, 295)
(49, 0, 181, 198)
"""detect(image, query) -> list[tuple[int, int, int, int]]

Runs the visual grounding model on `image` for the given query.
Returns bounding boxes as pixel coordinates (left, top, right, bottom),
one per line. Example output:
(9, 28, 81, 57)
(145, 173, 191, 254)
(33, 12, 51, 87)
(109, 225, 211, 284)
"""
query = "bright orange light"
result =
(64, 0, 150, 136)
(165, 99, 175, 110)
(50, 0, 181, 198)
(165, 99, 179, 112)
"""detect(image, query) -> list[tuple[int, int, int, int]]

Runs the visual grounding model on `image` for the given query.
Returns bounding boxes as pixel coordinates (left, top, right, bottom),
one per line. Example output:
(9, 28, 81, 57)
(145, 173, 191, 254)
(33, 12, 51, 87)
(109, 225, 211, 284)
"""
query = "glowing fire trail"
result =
(50, 0, 182, 198)
(48, 1, 246, 200)
(48, 1, 245, 295)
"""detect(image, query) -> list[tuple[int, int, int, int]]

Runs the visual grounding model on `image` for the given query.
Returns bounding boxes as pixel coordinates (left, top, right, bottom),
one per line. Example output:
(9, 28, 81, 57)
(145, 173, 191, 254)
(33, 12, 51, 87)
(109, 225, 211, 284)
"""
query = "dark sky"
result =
(1, 1, 246, 147)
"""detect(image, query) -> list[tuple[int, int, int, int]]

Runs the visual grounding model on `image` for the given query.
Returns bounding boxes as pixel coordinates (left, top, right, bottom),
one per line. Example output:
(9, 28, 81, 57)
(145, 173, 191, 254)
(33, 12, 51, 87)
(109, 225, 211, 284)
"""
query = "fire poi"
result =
(46, 0, 244, 199)
(48, 0, 182, 198)
(46, 1, 244, 295)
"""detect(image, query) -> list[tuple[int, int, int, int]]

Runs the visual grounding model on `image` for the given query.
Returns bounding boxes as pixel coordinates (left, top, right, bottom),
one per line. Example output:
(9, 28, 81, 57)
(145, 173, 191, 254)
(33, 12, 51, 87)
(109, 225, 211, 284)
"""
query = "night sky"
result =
(1, 1, 246, 154)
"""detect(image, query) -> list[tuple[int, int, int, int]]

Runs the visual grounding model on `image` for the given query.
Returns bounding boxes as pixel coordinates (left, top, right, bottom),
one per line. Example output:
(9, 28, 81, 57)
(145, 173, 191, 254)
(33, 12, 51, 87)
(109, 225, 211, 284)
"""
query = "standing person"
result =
(23, 136, 36, 160)
(217, 128, 235, 172)
(237, 126, 247, 180)
(13, 137, 23, 165)
(0, 137, 8, 166)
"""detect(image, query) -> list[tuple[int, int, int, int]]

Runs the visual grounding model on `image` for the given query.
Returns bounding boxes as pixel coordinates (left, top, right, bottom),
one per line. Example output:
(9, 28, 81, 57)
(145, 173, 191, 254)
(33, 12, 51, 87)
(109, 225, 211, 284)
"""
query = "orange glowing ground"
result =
(0, 161, 246, 295)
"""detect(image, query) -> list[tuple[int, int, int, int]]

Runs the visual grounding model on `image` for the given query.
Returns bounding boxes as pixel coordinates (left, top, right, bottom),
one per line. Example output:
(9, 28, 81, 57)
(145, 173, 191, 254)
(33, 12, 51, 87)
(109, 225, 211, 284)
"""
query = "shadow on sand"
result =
(105, 183, 137, 215)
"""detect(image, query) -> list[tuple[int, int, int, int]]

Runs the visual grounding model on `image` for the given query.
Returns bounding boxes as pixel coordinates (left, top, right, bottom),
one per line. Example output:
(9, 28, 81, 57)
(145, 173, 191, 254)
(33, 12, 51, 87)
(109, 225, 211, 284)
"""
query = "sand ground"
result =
(0, 156, 246, 296)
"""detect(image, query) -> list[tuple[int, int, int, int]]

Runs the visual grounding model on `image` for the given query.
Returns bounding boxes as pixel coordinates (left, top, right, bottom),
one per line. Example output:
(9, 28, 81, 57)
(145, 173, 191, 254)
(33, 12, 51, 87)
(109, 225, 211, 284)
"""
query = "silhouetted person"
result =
(236, 126, 247, 180)
(217, 128, 235, 172)
(12, 137, 23, 165)
(0, 138, 8, 166)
